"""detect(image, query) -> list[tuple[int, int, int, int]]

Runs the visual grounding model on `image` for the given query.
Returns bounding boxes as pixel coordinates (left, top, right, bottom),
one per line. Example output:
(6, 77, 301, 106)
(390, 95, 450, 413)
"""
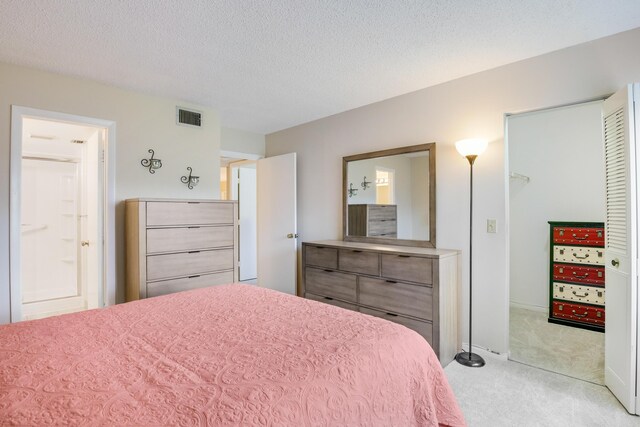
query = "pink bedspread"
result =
(0, 284, 465, 426)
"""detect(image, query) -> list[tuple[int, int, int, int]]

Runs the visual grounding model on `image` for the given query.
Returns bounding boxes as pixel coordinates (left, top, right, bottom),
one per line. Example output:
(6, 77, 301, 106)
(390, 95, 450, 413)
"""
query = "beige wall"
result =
(266, 28, 640, 354)
(0, 62, 221, 322)
(221, 127, 265, 156)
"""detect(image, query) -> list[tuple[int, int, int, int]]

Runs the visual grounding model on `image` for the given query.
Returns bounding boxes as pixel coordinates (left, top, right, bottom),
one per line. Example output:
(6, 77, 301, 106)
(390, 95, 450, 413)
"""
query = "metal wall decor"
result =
(348, 183, 358, 198)
(361, 176, 372, 190)
(181, 167, 200, 189)
(141, 149, 162, 173)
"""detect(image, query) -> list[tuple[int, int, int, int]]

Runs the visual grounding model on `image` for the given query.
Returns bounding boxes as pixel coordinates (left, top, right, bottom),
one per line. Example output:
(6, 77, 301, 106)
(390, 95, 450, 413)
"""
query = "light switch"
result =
(487, 219, 497, 233)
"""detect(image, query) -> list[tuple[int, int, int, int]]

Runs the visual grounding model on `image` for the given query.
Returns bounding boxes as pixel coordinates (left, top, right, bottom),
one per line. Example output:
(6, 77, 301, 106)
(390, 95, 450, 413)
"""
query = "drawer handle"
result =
(323, 297, 334, 301)
(398, 255, 411, 258)
(572, 253, 589, 260)
(188, 275, 201, 279)
(188, 226, 201, 229)
(323, 269, 334, 273)
(385, 312, 398, 317)
(571, 310, 588, 318)
(572, 233, 589, 240)
(187, 202, 200, 204)
(188, 251, 201, 254)
(385, 280, 397, 284)
(352, 250, 363, 253)
(379, 233, 387, 236)
(572, 291, 589, 298)
(572, 272, 589, 279)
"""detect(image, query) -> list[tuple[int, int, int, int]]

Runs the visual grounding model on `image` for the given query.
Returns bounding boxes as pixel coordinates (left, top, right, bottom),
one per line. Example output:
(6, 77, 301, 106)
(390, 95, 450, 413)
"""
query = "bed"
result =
(0, 284, 465, 426)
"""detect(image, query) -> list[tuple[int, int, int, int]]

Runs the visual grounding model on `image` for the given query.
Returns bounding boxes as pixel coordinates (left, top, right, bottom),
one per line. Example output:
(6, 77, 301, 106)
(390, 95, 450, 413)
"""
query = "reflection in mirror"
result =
(343, 143, 435, 248)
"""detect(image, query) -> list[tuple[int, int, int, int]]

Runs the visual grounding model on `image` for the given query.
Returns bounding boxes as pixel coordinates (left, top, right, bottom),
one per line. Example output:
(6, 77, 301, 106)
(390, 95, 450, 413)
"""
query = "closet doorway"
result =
(507, 100, 605, 384)
(9, 107, 115, 322)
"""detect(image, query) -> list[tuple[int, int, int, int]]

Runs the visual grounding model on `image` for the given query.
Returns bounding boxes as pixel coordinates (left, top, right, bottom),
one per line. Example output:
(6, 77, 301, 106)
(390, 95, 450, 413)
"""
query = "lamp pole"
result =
(455, 150, 485, 367)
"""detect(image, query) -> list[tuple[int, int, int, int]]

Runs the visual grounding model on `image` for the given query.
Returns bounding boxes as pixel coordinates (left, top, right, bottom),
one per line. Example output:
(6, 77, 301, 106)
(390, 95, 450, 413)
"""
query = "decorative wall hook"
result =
(181, 167, 200, 189)
(141, 149, 162, 174)
(348, 183, 358, 198)
(361, 176, 372, 190)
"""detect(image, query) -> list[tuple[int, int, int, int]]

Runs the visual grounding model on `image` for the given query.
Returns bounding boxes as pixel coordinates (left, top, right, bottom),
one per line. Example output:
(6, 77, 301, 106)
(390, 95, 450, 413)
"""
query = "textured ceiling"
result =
(1, 1, 639, 134)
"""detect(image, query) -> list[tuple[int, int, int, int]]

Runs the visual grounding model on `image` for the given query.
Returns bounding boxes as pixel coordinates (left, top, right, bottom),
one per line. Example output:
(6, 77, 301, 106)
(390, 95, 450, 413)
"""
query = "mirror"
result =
(343, 143, 435, 248)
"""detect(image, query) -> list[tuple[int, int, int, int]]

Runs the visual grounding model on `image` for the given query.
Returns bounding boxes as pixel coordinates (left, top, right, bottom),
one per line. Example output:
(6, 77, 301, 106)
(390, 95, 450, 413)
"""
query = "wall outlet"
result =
(487, 219, 497, 233)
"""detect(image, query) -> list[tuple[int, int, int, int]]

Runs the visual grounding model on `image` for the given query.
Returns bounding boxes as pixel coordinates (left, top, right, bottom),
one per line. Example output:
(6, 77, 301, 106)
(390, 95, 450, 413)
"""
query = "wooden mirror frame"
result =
(343, 143, 436, 248)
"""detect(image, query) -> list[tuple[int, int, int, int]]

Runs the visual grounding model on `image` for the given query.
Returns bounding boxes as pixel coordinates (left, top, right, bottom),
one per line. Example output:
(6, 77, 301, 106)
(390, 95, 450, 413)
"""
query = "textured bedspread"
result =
(0, 284, 465, 426)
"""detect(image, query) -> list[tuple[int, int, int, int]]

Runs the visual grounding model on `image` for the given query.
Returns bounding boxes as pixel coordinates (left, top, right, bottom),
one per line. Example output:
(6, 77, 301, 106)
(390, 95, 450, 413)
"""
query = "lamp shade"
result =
(455, 138, 488, 157)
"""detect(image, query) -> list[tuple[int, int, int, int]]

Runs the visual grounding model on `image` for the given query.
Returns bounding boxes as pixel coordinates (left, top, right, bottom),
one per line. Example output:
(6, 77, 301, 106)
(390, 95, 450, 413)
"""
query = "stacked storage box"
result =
(548, 221, 605, 332)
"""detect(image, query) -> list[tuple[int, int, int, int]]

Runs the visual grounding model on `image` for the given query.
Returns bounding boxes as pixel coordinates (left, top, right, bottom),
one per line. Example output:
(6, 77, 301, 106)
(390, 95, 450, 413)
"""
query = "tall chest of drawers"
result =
(302, 240, 460, 364)
(126, 198, 238, 301)
(548, 221, 605, 332)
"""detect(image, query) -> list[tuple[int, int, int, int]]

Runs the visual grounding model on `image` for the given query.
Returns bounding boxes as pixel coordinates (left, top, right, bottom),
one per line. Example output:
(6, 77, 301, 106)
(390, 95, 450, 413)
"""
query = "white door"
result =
(603, 83, 638, 413)
(257, 153, 297, 294)
(238, 165, 258, 281)
(21, 158, 86, 320)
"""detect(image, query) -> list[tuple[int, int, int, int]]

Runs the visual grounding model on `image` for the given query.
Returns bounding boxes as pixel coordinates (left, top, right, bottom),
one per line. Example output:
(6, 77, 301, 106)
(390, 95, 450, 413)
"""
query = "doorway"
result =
(10, 107, 116, 322)
(220, 152, 260, 283)
(506, 100, 606, 384)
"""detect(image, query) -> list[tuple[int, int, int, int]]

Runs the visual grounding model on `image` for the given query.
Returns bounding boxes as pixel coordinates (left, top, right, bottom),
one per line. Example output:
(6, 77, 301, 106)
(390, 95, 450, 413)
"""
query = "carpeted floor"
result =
(444, 350, 638, 426)
(509, 306, 604, 384)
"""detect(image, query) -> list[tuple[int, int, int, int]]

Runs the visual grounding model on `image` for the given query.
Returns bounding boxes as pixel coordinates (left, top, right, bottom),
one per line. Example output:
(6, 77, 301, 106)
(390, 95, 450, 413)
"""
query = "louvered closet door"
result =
(603, 83, 638, 414)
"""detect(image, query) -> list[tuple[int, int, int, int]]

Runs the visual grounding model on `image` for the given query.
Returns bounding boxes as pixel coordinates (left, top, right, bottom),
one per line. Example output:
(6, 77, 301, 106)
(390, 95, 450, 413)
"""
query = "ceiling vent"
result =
(176, 107, 202, 128)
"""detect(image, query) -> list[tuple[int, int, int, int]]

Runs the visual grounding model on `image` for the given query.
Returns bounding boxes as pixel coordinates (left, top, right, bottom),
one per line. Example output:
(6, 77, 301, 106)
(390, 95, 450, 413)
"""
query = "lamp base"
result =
(455, 351, 485, 367)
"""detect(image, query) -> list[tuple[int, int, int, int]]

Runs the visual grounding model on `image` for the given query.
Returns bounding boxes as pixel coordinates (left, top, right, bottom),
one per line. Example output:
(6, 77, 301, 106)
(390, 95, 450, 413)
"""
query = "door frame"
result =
(9, 106, 116, 322)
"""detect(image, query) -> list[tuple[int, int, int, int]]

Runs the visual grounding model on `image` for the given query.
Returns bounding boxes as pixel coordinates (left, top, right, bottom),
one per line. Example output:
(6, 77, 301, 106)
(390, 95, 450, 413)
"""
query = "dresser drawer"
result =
(368, 220, 397, 237)
(147, 226, 234, 254)
(381, 254, 432, 285)
(147, 271, 233, 298)
(338, 250, 379, 275)
(305, 292, 358, 311)
(305, 245, 338, 269)
(305, 267, 357, 302)
(147, 248, 234, 281)
(552, 301, 605, 326)
(360, 307, 433, 343)
(368, 205, 396, 221)
(553, 245, 605, 265)
(553, 283, 605, 306)
(146, 201, 234, 226)
(359, 276, 433, 320)
(553, 226, 604, 247)
(553, 263, 604, 286)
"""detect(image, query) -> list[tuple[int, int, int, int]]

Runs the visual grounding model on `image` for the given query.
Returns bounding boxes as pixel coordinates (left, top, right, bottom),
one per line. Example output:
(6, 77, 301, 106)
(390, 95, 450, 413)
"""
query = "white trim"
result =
(459, 343, 509, 361)
(509, 301, 548, 314)
(9, 106, 116, 322)
(220, 150, 263, 161)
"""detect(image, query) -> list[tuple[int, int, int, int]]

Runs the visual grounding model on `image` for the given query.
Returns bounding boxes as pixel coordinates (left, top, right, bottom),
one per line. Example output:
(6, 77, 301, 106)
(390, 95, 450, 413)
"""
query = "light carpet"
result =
(444, 350, 638, 427)
(509, 306, 604, 384)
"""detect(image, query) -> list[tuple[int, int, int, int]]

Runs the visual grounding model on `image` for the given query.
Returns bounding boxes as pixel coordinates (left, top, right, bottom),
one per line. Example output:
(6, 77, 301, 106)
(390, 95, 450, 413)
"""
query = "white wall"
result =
(410, 156, 430, 240)
(508, 101, 605, 310)
(0, 62, 221, 322)
(221, 127, 265, 156)
(265, 28, 640, 354)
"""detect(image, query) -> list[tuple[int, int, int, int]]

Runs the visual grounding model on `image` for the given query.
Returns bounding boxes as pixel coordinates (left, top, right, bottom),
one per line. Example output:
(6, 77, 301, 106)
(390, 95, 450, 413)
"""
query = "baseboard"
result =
(509, 301, 548, 314)
(459, 343, 509, 361)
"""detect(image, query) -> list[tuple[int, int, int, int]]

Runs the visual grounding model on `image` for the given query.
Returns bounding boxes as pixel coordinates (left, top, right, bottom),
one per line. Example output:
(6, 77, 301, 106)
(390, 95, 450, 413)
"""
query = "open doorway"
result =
(220, 152, 260, 283)
(10, 107, 116, 322)
(507, 100, 605, 384)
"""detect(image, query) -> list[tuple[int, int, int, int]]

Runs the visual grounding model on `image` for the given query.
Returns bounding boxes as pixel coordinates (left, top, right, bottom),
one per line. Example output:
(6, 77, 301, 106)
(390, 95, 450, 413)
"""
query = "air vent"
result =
(176, 107, 202, 127)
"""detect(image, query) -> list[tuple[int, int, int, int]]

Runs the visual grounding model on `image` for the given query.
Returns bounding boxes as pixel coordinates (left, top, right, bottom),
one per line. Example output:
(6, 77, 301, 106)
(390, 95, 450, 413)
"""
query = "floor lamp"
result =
(454, 138, 488, 368)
